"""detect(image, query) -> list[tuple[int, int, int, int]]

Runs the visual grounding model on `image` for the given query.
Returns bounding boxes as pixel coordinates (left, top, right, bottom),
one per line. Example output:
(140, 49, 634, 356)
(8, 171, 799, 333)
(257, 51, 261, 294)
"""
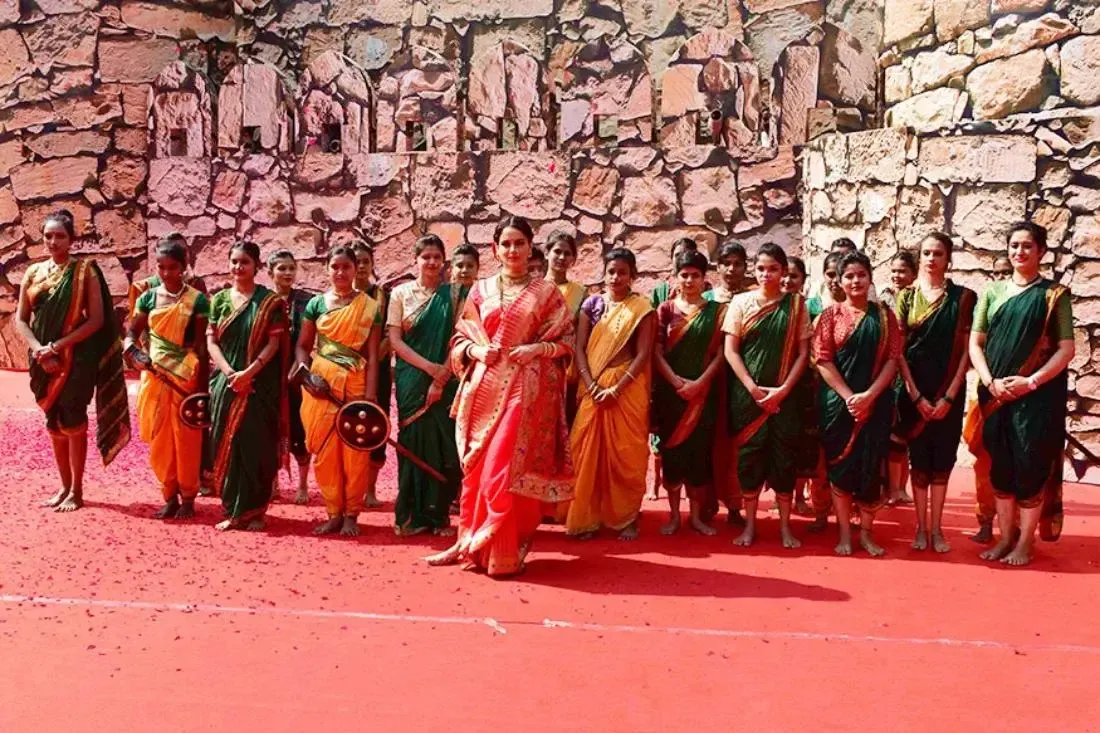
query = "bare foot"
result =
(339, 517, 360, 537)
(395, 525, 429, 538)
(860, 533, 886, 557)
(215, 519, 239, 531)
(434, 526, 457, 537)
(834, 540, 853, 556)
(54, 494, 83, 513)
(364, 493, 383, 509)
(732, 527, 755, 547)
(245, 518, 265, 531)
(154, 498, 180, 519)
(425, 543, 462, 566)
(807, 515, 829, 534)
(646, 488, 660, 501)
(911, 530, 928, 551)
(690, 516, 718, 536)
(313, 517, 343, 535)
(660, 514, 681, 535)
(573, 530, 598, 541)
(175, 501, 195, 520)
(1000, 546, 1032, 567)
(931, 532, 951, 554)
(40, 487, 70, 508)
(969, 522, 993, 544)
(618, 523, 639, 541)
(294, 489, 309, 505)
(198, 486, 214, 498)
(726, 510, 746, 527)
(780, 526, 802, 549)
(895, 492, 913, 506)
(980, 539, 1012, 562)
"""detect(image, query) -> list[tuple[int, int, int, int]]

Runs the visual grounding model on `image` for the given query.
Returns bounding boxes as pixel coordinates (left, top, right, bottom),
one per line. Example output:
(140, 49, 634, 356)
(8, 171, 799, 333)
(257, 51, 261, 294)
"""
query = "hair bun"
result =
(53, 208, 74, 221)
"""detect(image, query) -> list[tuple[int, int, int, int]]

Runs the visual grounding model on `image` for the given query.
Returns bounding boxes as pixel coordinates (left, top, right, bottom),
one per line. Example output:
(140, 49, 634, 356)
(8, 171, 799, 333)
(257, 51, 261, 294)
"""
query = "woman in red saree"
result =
(426, 217, 574, 578)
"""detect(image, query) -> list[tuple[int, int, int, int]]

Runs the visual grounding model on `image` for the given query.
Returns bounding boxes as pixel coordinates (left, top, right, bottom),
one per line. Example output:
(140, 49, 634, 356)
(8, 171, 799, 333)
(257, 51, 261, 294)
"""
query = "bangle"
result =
(47, 342, 58, 354)
(623, 370, 637, 383)
(1027, 375, 1039, 391)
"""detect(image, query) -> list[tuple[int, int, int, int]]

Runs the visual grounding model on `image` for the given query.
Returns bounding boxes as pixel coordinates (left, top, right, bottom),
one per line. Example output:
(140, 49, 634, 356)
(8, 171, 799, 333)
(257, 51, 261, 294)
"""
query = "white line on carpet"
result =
(2, 593, 1097, 655)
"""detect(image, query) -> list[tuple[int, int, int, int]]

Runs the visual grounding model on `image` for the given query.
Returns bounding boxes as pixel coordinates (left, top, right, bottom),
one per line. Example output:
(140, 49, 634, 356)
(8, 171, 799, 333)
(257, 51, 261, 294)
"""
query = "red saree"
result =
(449, 277, 575, 576)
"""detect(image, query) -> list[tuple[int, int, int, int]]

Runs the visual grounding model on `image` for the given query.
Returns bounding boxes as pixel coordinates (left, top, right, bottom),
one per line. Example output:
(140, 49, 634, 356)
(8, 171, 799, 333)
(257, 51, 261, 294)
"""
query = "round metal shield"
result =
(336, 400, 389, 451)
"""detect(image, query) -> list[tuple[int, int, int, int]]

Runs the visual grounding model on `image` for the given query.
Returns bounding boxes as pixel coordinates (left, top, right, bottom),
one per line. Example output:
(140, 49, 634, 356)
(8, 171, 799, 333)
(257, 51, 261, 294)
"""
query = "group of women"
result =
(16, 208, 1074, 577)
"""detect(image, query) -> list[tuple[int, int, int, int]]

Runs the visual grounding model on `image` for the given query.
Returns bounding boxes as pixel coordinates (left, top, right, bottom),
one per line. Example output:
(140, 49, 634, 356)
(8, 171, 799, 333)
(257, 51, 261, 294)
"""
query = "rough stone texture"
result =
(967, 49, 1051, 120)
(147, 158, 210, 217)
(818, 24, 877, 112)
(486, 152, 569, 220)
(934, 0, 991, 42)
(119, 2, 234, 41)
(10, 157, 99, 201)
(1061, 36, 1100, 107)
(620, 176, 679, 227)
(245, 179, 293, 226)
(99, 155, 146, 203)
(776, 44, 819, 146)
(92, 208, 146, 258)
(680, 166, 738, 227)
(571, 165, 620, 216)
(22, 13, 99, 72)
(98, 38, 179, 84)
(744, 3, 823, 81)
(886, 88, 967, 131)
(884, 0, 934, 47)
(910, 50, 975, 95)
(25, 131, 109, 159)
(917, 136, 1038, 184)
(974, 13, 1077, 65)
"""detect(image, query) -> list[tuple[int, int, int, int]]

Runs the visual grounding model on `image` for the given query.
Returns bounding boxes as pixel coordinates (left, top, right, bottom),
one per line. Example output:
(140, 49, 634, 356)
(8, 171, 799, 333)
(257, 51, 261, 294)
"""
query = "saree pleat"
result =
(394, 284, 465, 532)
(137, 288, 203, 500)
(449, 277, 574, 576)
(652, 300, 723, 493)
(566, 294, 652, 534)
(300, 293, 377, 518)
(963, 281, 1068, 541)
(28, 259, 130, 463)
(820, 304, 894, 509)
(209, 287, 287, 521)
(727, 294, 805, 498)
(894, 283, 975, 484)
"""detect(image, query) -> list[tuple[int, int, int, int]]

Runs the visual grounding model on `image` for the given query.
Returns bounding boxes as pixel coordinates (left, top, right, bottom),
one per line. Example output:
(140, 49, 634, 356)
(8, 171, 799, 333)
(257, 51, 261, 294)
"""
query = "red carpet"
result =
(1, 371, 1097, 732)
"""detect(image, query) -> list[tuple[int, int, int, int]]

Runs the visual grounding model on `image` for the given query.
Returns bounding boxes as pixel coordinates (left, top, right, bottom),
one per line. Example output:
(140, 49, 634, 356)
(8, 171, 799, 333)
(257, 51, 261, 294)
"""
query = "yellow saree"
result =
(136, 287, 206, 501)
(566, 293, 653, 535)
(300, 292, 380, 519)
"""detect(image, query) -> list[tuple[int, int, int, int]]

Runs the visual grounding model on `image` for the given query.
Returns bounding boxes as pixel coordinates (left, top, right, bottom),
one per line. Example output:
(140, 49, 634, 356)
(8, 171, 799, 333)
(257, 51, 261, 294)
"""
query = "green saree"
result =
(820, 303, 894, 507)
(28, 259, 130, 464)
(894, 283, 976, 483)
(727, 293, 805, 497)
(652, 300, 723, 491)
(968, 280, 1069, 541)
(394, 284, 465, 532)
(208, 286, 287, 522)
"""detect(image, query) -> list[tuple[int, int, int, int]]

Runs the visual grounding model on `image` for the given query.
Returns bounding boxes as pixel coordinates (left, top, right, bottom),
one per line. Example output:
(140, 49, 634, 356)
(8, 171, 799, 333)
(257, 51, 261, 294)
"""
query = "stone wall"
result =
(881, 0, 1100, 130)
(803, 0, 1100, 477)
(805, 118, 1100, 476)
(0, 0, 884, 367)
